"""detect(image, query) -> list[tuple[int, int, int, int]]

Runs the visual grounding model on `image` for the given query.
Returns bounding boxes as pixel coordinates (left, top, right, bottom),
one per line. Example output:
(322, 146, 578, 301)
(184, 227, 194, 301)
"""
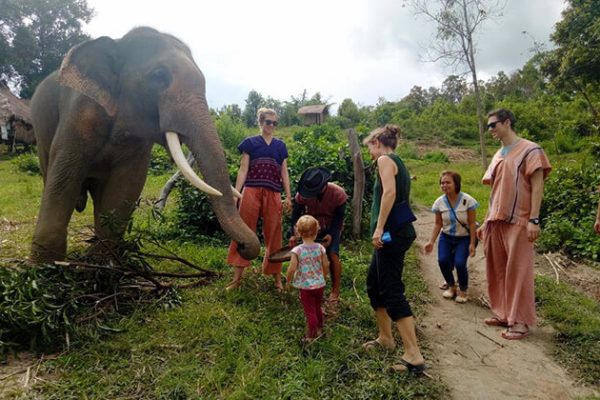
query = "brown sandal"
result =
(484, 317, 509, 327)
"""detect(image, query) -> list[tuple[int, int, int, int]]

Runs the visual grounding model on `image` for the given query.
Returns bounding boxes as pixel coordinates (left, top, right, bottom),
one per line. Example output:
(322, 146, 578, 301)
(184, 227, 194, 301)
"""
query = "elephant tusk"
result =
(165, 131, 223, 197)
(232, 187, 242, 199)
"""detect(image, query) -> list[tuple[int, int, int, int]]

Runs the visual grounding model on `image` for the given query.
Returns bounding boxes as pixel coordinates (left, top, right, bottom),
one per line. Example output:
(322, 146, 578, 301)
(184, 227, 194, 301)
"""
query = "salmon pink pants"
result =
(483, 221, 536, 326)
(227, 187, 283, 274)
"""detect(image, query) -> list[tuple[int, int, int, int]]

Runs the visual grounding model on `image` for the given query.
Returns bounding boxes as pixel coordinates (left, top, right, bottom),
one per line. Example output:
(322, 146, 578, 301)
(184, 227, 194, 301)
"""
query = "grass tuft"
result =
(536, 275, 600, 385)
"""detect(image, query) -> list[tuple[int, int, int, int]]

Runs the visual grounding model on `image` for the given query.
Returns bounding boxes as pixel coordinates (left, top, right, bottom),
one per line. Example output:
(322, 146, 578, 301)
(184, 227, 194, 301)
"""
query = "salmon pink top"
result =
(482, 139, 551, 227)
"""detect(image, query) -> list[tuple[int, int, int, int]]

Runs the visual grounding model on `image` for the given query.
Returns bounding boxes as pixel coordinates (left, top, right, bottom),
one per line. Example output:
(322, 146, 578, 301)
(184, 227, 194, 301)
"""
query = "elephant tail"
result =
(75, 181, 89, 212)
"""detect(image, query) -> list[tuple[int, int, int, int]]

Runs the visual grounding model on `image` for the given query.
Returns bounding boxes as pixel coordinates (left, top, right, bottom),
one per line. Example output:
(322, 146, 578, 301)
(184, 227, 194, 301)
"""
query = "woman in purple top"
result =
(226, 108, 292, 291)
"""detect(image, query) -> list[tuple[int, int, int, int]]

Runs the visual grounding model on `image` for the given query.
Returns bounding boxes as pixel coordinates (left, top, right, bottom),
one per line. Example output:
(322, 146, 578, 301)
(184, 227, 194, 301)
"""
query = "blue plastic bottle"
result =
(381, 231, 392, 243)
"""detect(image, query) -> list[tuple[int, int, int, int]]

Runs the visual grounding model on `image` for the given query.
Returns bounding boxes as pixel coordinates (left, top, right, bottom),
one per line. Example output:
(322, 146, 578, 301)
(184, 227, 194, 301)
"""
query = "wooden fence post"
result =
(347, 128, 365, 238)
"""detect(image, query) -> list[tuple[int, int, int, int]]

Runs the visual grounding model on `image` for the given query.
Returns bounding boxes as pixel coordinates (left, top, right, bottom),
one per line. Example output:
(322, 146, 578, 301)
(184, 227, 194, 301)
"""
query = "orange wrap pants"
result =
(227, 187, 283, 274)
(483, 221, 536, 326)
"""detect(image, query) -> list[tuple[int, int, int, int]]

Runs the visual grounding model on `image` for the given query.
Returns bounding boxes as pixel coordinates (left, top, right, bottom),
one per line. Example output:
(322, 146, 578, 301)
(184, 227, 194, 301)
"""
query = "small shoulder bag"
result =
(448, 205, 479, 248)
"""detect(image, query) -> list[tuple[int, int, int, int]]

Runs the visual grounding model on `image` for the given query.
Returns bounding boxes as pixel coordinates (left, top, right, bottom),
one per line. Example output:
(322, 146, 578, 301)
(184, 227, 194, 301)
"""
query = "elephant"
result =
(29, 26, 260, 263)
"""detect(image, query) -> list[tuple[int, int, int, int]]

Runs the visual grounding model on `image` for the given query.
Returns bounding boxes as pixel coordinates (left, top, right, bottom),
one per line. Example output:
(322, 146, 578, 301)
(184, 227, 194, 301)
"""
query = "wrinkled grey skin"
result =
(30, 27, 260, 263)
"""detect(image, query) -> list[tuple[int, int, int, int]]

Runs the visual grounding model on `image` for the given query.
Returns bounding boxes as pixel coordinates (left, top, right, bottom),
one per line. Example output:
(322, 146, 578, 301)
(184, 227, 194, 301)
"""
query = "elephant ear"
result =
(59, 36, 119, 117)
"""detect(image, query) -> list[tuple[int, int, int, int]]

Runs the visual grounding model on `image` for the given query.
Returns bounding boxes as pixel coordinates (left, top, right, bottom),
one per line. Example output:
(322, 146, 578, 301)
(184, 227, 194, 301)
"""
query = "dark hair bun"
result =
(384, 124, 400, 137)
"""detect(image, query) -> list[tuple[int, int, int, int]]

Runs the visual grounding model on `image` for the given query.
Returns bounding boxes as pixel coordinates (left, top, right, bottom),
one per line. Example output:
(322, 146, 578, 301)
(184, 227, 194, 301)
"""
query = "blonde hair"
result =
(256, 107, 278, 125)
(362, 124, 401, 149)
(296, 215, 319, 238)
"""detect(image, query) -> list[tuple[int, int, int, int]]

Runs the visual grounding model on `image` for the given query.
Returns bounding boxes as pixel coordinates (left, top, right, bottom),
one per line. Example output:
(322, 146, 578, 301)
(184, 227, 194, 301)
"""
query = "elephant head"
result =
(30, 27, 260, 262)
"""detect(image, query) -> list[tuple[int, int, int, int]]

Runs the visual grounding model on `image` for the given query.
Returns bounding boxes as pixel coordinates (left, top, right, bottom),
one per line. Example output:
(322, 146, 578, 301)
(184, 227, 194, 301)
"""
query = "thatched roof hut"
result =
(0, 81, 35, 148)
(297, 104, 334, 126)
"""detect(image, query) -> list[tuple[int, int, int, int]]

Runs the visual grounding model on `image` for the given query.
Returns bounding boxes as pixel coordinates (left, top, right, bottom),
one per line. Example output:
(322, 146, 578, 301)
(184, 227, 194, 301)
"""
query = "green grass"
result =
(0, 150, 446, 399)
(536, 275, 600, 386)
(23, 243, 446, 399)
(3, 146, 600, 397)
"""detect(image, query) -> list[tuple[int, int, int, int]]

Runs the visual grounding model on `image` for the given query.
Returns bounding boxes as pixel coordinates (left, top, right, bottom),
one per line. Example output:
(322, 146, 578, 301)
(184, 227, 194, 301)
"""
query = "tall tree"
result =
(242, 90, 265, 127)
(0, 0, 93, 98)
(543, 0, 600, 127)
(441, 75, 468, 103)
(407, 0, 505, 167)
(338, 98, 361, 125)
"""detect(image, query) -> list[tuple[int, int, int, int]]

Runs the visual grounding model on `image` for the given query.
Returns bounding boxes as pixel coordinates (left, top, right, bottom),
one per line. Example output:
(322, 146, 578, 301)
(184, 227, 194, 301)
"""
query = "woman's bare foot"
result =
(362, 338, 396, 351)
(225, 280, 241, 291)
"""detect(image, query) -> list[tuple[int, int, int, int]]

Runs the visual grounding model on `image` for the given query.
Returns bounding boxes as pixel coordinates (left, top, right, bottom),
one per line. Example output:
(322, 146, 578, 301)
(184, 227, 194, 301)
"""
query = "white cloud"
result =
(85, 0, 565, 110)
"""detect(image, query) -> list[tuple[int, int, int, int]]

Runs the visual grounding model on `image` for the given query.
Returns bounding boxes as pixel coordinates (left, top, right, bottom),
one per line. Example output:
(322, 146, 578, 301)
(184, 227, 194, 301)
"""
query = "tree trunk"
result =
(347, 128, 365, 238)
(466, 26, 488, 168)
(472, 78, 488, 168)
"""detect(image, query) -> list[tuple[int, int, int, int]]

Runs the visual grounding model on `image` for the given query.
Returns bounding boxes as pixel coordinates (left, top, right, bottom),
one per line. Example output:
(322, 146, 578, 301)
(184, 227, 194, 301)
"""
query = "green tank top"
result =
(370, 154, 416, 238)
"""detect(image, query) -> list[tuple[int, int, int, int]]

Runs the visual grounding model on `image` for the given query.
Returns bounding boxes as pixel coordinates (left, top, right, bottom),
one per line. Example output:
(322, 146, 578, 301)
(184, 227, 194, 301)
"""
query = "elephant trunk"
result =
(159, 93, 260, 261)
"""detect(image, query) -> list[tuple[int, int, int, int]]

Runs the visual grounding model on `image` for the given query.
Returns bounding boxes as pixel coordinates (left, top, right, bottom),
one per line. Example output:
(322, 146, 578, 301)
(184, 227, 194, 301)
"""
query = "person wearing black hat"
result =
(289, 167, 348, 303)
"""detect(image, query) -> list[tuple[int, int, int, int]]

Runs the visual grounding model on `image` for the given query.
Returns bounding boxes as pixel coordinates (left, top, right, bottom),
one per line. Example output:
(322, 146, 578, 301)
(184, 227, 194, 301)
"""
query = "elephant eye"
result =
(148, 66, 172, 90)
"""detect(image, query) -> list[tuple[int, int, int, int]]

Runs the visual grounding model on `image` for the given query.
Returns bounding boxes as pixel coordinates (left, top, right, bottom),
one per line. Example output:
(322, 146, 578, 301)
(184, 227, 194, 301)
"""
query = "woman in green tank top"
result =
(361, 124, 425, 374)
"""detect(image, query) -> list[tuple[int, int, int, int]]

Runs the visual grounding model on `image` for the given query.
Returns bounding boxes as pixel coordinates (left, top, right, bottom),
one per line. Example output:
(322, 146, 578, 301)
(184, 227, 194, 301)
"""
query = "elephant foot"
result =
(30, 241, 66, 265)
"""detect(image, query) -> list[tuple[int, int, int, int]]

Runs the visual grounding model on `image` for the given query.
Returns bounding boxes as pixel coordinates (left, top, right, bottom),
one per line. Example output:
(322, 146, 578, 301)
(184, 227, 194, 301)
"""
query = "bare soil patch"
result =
(414, 209, 599, 400)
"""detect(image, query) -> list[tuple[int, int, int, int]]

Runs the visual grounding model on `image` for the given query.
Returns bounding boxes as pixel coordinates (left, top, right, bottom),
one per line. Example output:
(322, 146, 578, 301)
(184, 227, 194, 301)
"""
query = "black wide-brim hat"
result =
(297, 167, 332, 198)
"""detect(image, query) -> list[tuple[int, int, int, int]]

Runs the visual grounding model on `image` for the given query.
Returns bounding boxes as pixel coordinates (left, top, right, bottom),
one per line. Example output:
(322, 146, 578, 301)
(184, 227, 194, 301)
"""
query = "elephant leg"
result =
(31, 151, 89, 262)
(88, 151, 152, 257)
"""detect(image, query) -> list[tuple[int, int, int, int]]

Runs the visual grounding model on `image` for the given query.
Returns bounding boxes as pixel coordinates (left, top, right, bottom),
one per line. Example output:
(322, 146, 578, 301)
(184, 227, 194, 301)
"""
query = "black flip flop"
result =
(391, 358, 427, 375)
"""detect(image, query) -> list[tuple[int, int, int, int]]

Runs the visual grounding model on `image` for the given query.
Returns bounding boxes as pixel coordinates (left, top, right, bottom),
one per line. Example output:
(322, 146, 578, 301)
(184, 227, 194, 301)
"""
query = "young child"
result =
(286, 215, 330, 342)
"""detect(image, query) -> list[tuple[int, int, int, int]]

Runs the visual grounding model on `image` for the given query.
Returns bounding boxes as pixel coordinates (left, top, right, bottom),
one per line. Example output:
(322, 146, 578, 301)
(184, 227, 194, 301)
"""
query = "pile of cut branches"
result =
(0, 230, 218, 357)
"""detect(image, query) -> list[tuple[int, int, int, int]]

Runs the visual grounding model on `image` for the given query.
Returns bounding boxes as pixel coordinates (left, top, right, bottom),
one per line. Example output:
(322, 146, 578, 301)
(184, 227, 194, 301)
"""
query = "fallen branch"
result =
(0, 369, 28, 381)
(544, 253, 560, 284)
(476, 329, 504, 348)
(140, 251, 215, 275)
(155, 153, 194, 211)
(352, 277, 362, 302)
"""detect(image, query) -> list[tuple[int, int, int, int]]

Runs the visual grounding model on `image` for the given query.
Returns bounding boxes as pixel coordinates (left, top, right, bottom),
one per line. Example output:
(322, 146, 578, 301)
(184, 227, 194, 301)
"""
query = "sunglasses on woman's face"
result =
(264, 119, 278, 127)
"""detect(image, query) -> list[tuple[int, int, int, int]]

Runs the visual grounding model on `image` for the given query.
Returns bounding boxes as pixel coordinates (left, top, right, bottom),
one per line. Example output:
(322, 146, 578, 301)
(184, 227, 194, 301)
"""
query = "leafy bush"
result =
(396, 142, 420, 160)
(149, 145, 174, 175)
(216, 113, 250, 153)
(11, 152, 41, 175)
(553, 130, 582, 154)
(287, 125, 374, 237)
(423, 151, 450, 163)
(540, 147, 600, 261)
(173, 178, 224, 239)
(171, 150, 241, 240)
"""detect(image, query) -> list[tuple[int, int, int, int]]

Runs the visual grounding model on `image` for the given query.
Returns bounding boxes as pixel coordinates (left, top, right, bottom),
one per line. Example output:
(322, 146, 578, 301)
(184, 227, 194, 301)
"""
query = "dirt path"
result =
(414, 209, 597, 400)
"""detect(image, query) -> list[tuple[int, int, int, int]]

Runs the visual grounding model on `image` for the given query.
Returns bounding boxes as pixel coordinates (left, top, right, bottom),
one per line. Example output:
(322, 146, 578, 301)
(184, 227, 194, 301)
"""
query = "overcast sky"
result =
(85, 0, 566, 111)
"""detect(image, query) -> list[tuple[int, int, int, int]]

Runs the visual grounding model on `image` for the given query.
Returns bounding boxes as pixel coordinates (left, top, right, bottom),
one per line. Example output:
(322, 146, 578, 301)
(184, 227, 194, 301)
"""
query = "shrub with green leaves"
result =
(395, 142, 420, 160)
(148, 145, 175, 176)
(173, 178, 224, 239)
(539, 146, 600, 261)
(288, 125, 374, 237)
(423, 151, 450, 163)
(11, 152, 41, 175)
(216, 113, 250, 153)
